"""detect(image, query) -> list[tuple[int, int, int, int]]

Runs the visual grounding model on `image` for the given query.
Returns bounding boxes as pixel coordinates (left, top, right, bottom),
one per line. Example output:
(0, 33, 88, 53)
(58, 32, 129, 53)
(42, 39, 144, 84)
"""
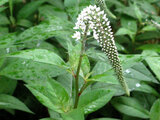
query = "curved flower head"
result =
(72, 5, 130, 96)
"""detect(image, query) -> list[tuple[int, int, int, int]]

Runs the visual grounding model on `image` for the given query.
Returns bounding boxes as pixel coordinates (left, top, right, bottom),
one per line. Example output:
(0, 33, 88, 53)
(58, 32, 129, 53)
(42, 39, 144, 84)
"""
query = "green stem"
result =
(79, 81, 88, 96)
(74, 26, 88, 109)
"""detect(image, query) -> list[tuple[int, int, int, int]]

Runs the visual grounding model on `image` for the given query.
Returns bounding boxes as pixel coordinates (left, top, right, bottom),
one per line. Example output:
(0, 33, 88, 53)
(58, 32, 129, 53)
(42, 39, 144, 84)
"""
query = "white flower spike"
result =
(72, 5, 130, 96)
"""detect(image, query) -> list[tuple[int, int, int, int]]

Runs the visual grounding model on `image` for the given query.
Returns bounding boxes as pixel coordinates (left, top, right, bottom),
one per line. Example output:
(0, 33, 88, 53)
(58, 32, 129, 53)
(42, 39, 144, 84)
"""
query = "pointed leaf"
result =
(0, 94, 33, 113)
(26, 78, 71, 113)
(111, 97, 150, 118)
(150, 99, 160, 120)
(78, 89, 115, 114)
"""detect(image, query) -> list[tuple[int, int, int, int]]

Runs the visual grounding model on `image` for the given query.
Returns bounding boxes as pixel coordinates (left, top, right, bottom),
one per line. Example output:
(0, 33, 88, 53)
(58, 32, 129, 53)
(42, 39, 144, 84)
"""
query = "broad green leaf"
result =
(39, 5, 68, 20)
(122, 115, 143, 120)
(55, 30, 75, 49)
(121, 16, 137, 33)
(138, 44, 160, 53)
(0, 49, 68, 82)
(0, 33, 17, 49)
(91, 61, 111, 76)
(0, 76, 17, 94)
(136, 1, 157, 15)
(115, 6, 138, 19)
(26, 78, 71, 113)
(57, 73, 72, 96)
(0, 7, 7, 12)
(88, 70, 119, 84)
(0, 0, 8, 6)
(68, 41, 81, 70)
(124, 62, 158, 84)
(115, 28, 135, 36)
(7, 49, 66, 67)
(105, 0, 125, 8)
(132, 92, 157, 110)
(17, 19, 33, 28)
(16, 16, 73, 43)
(145, 56, 160, 81)
(48, 109, 62, 119)
(64, 0, 79, 21)
(134, 82, 160, 97)
(81, 55, 90, 76)
(62, 108, 84, 120)
(111, 97, 150, 118)
(0, 94, 33, 113)
(136, 31, 160, 41)
(0, 58, 66, 82)
(68, 43, 90, 75)
(150, 99, 160, 120)
(0, 14, 10, 25)
(119, 54, 144, 69)
(40, 118, 55, 120)
(78, 89, 115, 114)
(17, 0, 46, 19)
(92, 118, 120, 120)
(133, 3, 142, 23)
(0, 27, 8, 37)
(141, 25, 157, 32)
(115, 28, 135, 41)
(92, 62, 158, 96)
(46, 0, 64, 9)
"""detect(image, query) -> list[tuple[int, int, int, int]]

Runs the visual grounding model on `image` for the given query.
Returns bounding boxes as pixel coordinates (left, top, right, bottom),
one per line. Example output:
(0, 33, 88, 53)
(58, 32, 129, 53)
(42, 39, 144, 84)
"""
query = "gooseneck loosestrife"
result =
(72, 5, 130, 108)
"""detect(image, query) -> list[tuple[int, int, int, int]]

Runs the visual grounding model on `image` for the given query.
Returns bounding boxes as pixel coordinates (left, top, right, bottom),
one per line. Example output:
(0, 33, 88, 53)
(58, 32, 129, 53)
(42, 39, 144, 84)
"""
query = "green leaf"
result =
(0, 0, 8, 6)
(17, 19, 33, 28)
(48, 109, 61, 119)
(92, 118, 120, 120)
(119, 54, 144, 69)
(0, 49, 67, 82)
(39, 5, 68, 20)
(0, 14, 10, 25)
(26, 78, 71, 113)
(0, 76, 17, 95)
(17, 0, 46, 19)
(40, 118, 55, 120)
(78, 89, 115, 114)
(124, 62, 158, 84)
(0, 7, 7, 13)
(138, 44, 160, 53)
(62, 108, 84, 120)
(0, 94, 33, 113)
(121, 16, 137, 33)
(141, 25, 157, 32)
(150, 99, 160, 120)
(64, 0, 79, 21)
(145, 56, 160, 81)
(68, 43, 80, 70)
(111, 96, 150, 118)
(89, 70, 119, 84)
(115, 27, 135, 41)
(46, 0, 64, 9)
(7, 49, 66, 67)
(81, 55, 90, 76)
(57, 72, 72, 96)
(92, 62, 158, 96)
(133, 3, 142, 23)
(0, 58, 66, 82)
(134, 82, 160, 97)
(136, 31, 160, 41)
(16, 16, 73, 43)
(0, 33, 17, 49)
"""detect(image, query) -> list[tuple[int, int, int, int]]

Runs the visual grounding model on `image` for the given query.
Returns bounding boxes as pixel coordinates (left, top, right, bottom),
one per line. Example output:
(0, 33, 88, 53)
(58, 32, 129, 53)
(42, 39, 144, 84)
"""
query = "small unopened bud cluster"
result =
(72, 5, 130, 96)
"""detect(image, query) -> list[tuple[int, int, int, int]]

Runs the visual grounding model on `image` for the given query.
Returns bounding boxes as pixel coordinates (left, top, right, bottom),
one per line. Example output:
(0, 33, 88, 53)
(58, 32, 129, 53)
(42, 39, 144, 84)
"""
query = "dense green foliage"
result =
(0, 0, 160, 120)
